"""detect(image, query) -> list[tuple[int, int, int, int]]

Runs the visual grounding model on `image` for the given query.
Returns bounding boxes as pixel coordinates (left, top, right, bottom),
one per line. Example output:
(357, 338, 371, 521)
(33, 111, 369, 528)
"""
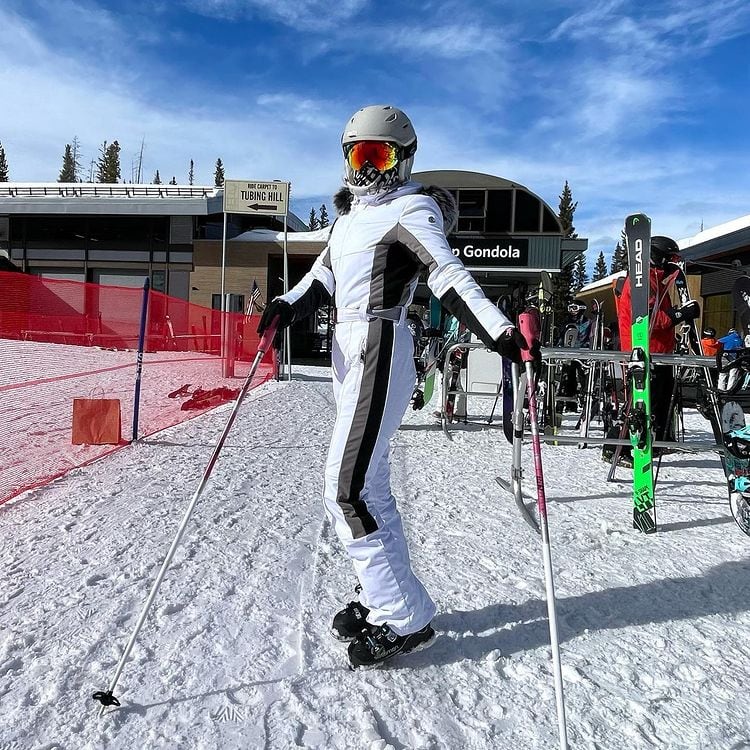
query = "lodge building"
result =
(0, 170, 588, 356)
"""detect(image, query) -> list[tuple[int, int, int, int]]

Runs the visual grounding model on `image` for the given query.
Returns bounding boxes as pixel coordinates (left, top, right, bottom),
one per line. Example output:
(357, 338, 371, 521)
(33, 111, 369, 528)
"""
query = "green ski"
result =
(625, 213, 656, 533)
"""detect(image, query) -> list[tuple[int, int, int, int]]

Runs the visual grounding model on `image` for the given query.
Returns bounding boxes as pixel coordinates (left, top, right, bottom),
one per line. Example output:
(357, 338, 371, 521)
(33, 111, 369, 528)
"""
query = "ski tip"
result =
(626, 212, 651, 226)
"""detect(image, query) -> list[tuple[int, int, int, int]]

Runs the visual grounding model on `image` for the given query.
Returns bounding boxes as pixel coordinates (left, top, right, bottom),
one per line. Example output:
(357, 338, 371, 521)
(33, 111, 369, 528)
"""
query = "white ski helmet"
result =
(341, 105, 417, 195)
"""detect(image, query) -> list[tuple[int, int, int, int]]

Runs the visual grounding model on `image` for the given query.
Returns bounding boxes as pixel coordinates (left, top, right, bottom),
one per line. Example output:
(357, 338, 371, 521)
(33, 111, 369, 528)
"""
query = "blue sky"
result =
(1, 0, 749, 270)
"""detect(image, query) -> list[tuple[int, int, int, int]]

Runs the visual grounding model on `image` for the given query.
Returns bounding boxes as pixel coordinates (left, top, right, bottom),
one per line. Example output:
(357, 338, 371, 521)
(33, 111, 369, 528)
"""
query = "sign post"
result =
(222, 180, 291, 379)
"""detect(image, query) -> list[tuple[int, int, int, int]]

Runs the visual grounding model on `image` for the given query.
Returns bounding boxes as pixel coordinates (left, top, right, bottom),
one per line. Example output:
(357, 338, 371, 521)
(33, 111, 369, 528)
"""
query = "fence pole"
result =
(131, 277, 150, 442)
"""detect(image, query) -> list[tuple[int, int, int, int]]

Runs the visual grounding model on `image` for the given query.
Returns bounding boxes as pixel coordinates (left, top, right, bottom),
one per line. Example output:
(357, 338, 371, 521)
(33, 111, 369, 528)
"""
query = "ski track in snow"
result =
(2, 366, 750, 748)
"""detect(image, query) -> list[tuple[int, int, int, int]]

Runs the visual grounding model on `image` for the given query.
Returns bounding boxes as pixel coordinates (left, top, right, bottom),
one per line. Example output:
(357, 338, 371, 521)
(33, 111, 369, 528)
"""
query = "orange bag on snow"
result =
(72, 398, 122, 445)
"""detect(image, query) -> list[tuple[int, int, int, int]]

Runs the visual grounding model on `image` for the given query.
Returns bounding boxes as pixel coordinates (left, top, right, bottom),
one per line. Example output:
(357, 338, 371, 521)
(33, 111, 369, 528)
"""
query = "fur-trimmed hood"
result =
(333, 183, 457, 236)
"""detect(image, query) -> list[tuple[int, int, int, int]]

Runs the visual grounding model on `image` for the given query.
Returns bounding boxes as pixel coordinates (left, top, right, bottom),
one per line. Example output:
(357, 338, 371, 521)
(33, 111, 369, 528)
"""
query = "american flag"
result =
(246, 280, 265, 316)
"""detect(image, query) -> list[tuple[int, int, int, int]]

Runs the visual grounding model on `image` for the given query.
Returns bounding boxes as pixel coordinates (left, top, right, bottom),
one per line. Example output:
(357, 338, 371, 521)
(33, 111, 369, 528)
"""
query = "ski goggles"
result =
(344, 141, 400, 173)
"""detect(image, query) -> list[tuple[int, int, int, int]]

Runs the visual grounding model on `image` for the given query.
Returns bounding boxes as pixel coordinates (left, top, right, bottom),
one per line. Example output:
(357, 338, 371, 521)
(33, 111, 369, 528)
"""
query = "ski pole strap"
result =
(518, 308, 541, 363)
(92, 690, 121, 707)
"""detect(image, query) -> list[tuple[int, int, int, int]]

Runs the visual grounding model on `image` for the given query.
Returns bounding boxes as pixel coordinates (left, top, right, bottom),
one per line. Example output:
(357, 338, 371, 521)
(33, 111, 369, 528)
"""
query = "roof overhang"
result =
(0, 183, 224, 216)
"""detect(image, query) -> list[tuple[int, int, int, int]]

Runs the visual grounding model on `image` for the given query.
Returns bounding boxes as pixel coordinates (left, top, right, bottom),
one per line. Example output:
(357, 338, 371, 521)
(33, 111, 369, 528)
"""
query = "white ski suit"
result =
(280, 181, 513, 635)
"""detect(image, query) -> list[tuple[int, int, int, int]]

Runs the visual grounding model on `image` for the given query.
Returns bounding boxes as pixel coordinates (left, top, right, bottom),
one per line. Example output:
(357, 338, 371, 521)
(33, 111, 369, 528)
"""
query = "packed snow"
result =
(2, 365, 750, 749)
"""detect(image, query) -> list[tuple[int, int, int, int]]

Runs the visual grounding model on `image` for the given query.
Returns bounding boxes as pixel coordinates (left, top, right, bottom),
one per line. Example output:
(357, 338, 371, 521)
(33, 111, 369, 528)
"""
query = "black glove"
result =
(667, 299, 700, 325)
(493, 327, 531, 365)
(257, 298, 296, 335)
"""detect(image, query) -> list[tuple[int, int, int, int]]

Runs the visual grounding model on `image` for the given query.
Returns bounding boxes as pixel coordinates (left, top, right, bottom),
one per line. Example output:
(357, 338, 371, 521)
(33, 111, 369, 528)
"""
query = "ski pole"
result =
(92, 318, 279, 716)
(131, 277, 150, 442)
(518, 309, 569, 750)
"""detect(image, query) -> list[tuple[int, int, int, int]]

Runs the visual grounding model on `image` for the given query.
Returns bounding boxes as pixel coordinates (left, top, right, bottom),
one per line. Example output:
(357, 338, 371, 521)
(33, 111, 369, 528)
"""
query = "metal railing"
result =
(440, 341, 505, 439)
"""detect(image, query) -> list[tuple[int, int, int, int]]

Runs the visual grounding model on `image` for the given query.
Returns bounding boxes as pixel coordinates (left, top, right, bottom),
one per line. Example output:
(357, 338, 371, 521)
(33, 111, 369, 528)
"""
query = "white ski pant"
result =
(324, 317, 436, 636)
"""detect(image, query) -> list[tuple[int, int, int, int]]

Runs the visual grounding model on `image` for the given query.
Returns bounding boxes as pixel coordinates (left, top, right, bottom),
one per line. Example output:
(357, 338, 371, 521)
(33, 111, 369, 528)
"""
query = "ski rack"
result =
(540, 346, 722, 450)
(440, 341, 504, 440)
(542, 348, 717, 368)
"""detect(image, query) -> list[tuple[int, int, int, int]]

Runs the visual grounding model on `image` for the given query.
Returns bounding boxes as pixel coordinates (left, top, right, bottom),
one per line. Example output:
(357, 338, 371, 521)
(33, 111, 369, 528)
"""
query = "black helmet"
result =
(650, 235, 680, 266)
(703, 327, 716, 337)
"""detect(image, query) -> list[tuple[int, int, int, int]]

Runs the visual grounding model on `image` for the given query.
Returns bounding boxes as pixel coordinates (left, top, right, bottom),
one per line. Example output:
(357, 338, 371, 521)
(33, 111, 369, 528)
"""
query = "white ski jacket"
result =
(280, 181, 513, 345)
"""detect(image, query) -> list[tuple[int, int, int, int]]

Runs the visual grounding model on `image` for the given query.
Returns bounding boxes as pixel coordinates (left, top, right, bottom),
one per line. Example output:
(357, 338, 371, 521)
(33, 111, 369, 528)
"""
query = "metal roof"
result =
(0, 183, 308, 230)
(413, 170, 526, 190)
(0, 183, 224, 216)
(678, 213, 750, 262)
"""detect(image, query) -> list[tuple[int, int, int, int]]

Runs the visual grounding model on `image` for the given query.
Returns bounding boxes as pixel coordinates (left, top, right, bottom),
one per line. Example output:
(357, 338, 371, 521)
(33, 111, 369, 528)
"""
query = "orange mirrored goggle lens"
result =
(346, 141, 399, 172)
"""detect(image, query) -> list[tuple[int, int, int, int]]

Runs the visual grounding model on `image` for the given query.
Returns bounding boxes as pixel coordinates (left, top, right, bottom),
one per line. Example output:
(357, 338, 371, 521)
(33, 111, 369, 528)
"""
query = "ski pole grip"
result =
(258, 317, 280, 354)
(518, 309, 541, 363)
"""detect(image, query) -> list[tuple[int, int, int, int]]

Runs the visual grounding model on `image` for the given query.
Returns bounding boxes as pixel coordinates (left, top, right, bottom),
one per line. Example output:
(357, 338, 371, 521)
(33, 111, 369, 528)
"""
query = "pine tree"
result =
(593, 251, 608, 281)
(95, 141, 108, 183)
(308, 207, 319, 231)
(572, 254, 589, 293)
(214, 158, 224, 187)
(610, 230, 629, 273)
(319, 203, 329, 228)
(72, 136, 81, 181)
(58, 144, 76, 182)
(0, 142, 9, 181)
(96, 140, 121, 183)
(558, 180, 578, 239)
(153, 170, 162, 185)
(553, 180, 579, 325)
(188, 159, 194, 186)
(169, 176, 177, 185)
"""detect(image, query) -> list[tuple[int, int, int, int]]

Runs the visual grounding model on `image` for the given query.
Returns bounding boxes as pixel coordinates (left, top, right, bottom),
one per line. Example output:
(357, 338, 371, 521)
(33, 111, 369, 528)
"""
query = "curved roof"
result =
(413, 169, 563, 235)
(413, 169, 527, 191)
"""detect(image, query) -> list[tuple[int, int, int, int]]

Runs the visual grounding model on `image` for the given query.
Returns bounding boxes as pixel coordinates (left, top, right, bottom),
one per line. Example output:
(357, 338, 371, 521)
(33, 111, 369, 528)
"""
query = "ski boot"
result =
(331, 584, 371, 642)
(348, 622, 436, 670)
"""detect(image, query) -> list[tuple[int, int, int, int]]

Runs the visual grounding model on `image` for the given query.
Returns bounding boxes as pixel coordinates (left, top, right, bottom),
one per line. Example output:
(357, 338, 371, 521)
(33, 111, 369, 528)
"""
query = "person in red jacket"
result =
(614, 235, 700, 453)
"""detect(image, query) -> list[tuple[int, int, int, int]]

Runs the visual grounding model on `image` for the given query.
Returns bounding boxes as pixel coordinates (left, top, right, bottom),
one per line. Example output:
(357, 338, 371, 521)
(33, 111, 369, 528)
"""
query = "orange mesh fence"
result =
(0, 271, 276, 505)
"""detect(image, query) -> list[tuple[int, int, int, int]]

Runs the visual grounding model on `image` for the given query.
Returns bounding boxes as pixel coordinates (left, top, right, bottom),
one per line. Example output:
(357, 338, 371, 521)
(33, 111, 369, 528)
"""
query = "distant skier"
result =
(257, 104, 528, 669)
(718, 328, 745, 392)
(701, 327, 723, 356)
(719, 328, 744, 352)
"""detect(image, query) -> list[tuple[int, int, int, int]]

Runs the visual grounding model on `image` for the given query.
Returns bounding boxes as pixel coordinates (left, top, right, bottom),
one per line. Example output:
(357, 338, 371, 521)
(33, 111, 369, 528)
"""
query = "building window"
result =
(458, 190, 485, 218)
(514, 191, 541, 233)
(542, 205, 561, 233)
(24, 216, 86, 252)
(211, 293, 245, 312)
(486, 190, 513, 233)
(152, 270, 166, 293)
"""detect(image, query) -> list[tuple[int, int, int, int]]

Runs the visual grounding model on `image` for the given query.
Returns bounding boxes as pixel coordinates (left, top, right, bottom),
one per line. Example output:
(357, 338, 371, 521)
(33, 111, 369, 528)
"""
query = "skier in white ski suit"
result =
(258, 105, 527, 668)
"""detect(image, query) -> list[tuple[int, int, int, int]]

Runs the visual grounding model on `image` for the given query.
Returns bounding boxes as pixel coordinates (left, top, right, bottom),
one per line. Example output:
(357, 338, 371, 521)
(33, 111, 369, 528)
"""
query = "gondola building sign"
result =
(450, 237, 529, 268)
(413, 170, 587, 277)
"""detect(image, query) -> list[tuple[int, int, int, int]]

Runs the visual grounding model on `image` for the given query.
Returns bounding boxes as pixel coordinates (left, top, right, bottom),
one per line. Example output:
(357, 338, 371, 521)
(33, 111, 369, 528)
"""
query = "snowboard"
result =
(422, 296, 443, 405)
(721, 401, 750, 536)
(732, 276, 750, 342)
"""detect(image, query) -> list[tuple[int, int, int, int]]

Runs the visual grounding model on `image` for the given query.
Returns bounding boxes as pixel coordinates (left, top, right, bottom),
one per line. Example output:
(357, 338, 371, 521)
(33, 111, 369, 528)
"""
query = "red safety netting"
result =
(0, 271, 276, 505)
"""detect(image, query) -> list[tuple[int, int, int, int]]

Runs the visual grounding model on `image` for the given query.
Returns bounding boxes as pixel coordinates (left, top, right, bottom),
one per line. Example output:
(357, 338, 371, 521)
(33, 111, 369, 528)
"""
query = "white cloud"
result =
(1, 0, 748, 246)
(183, 0, 368, 30)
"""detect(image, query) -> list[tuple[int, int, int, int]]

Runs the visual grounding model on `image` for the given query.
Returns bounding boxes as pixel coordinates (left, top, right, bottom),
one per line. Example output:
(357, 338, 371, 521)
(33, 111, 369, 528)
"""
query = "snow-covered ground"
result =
(0, 339, 273, 503)
(2, 366, 750, 749)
